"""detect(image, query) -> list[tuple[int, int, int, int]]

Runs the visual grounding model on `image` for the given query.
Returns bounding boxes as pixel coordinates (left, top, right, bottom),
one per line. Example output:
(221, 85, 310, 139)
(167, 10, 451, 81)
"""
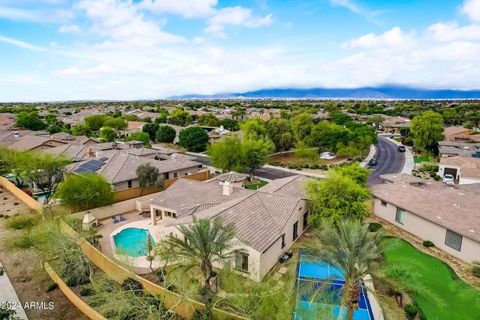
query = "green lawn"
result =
(413, 155, 429, 163)
(385, 239, 480, 320)
(246, 180, 268, 190)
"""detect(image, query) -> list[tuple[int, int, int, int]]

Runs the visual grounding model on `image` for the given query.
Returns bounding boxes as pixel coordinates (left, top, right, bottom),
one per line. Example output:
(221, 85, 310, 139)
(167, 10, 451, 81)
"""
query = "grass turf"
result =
(384, 239, 480, 320)
(413, 155, 429, 163)
(246, 180, 269, 190)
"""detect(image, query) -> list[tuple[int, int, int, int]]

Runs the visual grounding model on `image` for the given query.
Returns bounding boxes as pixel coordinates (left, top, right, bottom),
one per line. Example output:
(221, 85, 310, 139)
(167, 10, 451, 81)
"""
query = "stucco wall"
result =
(373, 198, 480, 262)
(259, 199, 309, 279)
(0, 176, 43, 212)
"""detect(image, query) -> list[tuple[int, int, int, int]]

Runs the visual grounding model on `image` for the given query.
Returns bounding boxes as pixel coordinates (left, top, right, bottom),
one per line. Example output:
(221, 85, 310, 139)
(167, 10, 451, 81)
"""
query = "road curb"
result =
(384, 137, 415, 174)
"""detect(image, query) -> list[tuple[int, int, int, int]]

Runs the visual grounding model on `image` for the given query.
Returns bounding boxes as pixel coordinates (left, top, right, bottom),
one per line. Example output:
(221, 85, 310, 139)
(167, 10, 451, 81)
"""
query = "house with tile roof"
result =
(437, 156, 480, 185)
(66, 152, 205, 191)
(371, 174, 480, 263)
(148, 175, 311, 281)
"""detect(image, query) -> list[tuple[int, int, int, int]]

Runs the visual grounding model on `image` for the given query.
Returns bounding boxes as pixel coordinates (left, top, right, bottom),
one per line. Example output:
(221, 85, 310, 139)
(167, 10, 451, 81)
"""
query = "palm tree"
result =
(159, 217, 236, 308)
(312, 219, 389, 320)
(136, 163, 164, 196)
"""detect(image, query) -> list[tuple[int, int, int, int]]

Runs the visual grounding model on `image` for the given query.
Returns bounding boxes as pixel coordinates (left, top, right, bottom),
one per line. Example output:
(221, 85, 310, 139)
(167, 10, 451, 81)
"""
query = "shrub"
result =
(368, 223, 383, 232)
(433, 175, 441, 181)
(404, 304, 418, 319)
(423, 240, 435, 248)
(46, 283, 58, 292)
(0, 266, 4, 276)
(472, 261, 480, 278)
(121, 278, 143, 296)
(5, 231, 35, 250)
(5, 214, 40, 230)
(80, 287, 94, 296)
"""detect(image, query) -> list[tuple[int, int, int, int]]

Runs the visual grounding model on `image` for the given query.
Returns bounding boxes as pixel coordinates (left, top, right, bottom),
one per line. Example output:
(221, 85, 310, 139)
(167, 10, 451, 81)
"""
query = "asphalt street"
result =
(367, 136, 405, 185)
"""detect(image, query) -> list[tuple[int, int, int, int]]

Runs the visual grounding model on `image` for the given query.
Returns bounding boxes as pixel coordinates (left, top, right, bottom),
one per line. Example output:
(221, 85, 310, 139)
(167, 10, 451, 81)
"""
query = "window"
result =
(445, 229, 462, 251)
(395, 208, 405, 224)
(293, 221, 299, 241)
(235, 252, 249, 272)
(281, 234, 286, 249)
(174, 172, 178, 178)
(303, 211, 309, 230)
(381, 200, 387, 207)
(127, 180, 132, 188)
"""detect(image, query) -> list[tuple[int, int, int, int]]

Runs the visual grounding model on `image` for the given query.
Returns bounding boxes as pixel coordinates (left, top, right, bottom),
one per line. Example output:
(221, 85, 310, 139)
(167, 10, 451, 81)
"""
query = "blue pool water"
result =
(113, 228, 154, 257)
(295, 250, 375, 320)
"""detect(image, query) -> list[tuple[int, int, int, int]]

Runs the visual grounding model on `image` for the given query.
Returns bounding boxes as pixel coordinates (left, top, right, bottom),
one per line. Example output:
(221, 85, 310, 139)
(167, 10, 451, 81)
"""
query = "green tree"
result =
(155, 125, 177, 143)
(219, 118, 239, 131)
(104, 117, 128, 132)
(240, 118, 267, 140)
(197, 113, 220, 127)
(310, 121, 350, 152)
(410, 111, 444, 152)
(71, 124, 91, 136)
(99, 126, 117, 142)
(266, 118, 294, 152)
(16, 152, 70, 204)
(178, 126, 209, 152)
(45, 114, 58, 125)
(142, 122, 159, 141)
(295, 142, 317, 162)
(127, 132, 150, 146)
(312, 220, 389, 320)
(306, 170, 370, 226)
(241, 139, 273, 179)
(208, 136, 244, 172)
(136, 163, 164, 196)
(16, 112, 46, 130)
(332, 163, 370, 186)
(157, 217, 236, 309)
(167, 109, 193, 126)
(291, 113, 314, 142)
(84, 114, 108, 131)
(47, 124, 63, 134)
(54, 173, 113, 212)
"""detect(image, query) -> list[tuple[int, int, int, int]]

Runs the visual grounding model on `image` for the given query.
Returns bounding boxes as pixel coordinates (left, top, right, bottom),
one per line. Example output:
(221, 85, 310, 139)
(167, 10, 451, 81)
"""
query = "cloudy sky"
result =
(1, 0, 480, 101)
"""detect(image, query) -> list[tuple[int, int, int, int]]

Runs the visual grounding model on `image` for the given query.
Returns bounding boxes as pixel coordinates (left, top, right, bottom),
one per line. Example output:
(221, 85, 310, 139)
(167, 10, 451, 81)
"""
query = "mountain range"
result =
(170, 86, 480, 100)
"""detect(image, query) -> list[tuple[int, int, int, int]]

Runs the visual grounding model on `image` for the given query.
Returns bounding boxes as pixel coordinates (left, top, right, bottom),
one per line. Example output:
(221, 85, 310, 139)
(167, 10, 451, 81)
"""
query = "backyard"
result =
(384, 239, 480, 320)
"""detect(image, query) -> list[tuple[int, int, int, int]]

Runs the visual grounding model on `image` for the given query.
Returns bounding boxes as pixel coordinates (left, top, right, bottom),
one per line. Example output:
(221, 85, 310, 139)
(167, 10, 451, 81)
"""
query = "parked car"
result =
(368, 158, 377, 166)
(443, 174, 455, 184)
(320, 152, 336, 160)
(397, 145, 406, 152)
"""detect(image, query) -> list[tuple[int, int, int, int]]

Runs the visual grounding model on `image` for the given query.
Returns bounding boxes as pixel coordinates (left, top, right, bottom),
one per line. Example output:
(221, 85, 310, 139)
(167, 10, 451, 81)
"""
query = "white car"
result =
(320, 152, 336, 160)
(443, 174, 455, 184)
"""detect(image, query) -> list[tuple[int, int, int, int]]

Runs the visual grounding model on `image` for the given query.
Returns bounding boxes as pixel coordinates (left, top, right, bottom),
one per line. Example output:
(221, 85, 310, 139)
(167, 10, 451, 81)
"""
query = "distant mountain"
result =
(170, 86, 480, 100)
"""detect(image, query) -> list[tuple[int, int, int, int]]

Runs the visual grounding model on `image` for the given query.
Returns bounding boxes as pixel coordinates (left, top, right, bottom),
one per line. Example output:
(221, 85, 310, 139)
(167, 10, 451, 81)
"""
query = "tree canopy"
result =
(155, 125, 176, 143)
(240, 118, 267, 141)
(55, 173, 113, 212)
(178, 126, 209, 152)
(16, 112, 46, 130)
(136, 163, 164, 195)
(410, 111, 444, 153)
(307, 170, 370, 226)
(241, 139, 273, 178)
(208, 135, 244, 173)
(127, 132, 151, 146)
(99, 126, 116, 142)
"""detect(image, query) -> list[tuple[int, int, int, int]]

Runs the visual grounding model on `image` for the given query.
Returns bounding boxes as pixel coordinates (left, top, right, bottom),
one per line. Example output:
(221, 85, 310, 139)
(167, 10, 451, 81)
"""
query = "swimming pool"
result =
(113, 228, 154, 257)
(295, 250, 375, 320)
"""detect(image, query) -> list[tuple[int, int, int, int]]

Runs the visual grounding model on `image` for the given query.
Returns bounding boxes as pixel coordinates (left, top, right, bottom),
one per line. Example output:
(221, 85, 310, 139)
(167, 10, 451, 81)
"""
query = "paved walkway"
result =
(0, 262, 28, 319)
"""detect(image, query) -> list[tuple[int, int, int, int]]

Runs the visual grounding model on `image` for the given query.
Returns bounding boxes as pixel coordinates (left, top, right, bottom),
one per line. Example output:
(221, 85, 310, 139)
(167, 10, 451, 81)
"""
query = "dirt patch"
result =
(0, 217, 87, 320)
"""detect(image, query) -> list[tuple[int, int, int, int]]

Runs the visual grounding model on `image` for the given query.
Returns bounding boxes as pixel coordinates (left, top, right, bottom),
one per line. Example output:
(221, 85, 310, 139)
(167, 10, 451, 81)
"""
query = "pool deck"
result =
(97, 211, 165, 274)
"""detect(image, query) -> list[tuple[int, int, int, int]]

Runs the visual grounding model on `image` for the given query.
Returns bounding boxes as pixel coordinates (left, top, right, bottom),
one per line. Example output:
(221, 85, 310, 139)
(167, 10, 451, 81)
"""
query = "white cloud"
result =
(0, 35, 45, 51)
(427, 22, 480, 41)
(329, 0, 379, 19)
(58, 24, 81, 33)
(461, 0, 480, 22)
(140, 0, 217, 18)
(348, 27, 415, 49)
(205, 6, 272, 35)
(77, 0, 185, 46)
(0, 6, 46, 22)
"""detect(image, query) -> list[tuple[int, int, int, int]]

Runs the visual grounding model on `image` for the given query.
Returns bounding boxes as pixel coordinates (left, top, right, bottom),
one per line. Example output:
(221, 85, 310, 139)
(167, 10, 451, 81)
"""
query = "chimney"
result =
(222, 181, 233, 196)
(14, 131, 19, 138)
(87, 147, 95, 158)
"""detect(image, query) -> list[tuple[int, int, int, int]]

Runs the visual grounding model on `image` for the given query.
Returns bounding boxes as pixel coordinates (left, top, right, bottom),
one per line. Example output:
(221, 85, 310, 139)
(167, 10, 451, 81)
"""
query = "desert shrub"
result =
(472, 262, 480, 278)
(46, 283, 58, 292)
(5, 231, 35, 250)
(404, 304, 418, 319)
(80, 287, 95, 296)
(5, 214, 40, 230)
(121, 278, 143, 296)
(423, 240, 434, 248)
(433, 175, 441, 181)
(368, 223, 383, 232)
